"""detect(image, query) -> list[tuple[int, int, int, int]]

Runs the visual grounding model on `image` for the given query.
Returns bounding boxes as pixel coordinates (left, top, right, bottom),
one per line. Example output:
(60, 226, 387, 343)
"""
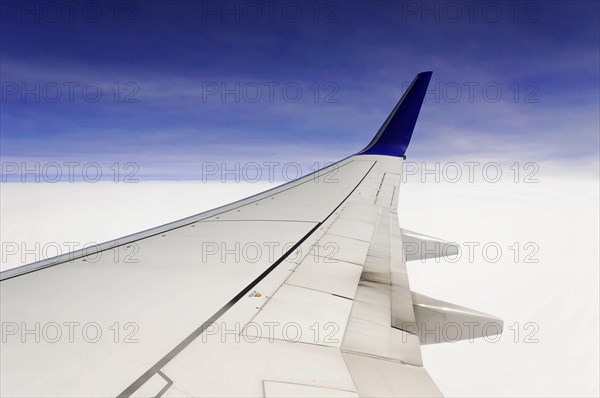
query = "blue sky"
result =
(1, 0, 598, 180)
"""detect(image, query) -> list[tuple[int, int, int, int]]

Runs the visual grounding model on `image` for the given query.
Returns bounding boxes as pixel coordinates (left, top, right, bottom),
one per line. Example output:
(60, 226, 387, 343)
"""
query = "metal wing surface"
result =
(0, 72, 502, 398)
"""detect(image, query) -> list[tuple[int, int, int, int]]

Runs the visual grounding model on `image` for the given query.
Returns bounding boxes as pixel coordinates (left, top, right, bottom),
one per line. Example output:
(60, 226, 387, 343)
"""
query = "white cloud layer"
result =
(1, 162, 598, 397)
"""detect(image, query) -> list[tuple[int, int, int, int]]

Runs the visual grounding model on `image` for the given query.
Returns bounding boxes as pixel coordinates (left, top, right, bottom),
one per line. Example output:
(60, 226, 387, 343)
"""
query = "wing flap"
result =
(263, 381, 359, 398)
(342, 352, 442, 398)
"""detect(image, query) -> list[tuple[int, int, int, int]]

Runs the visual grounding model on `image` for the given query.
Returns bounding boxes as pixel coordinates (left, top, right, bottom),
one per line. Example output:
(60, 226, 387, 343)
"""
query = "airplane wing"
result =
(0, 71, 503, 398)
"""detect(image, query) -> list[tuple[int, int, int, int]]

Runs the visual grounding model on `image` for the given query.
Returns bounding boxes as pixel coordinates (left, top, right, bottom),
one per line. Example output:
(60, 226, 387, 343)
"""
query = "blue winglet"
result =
(358, 71, 432, 157)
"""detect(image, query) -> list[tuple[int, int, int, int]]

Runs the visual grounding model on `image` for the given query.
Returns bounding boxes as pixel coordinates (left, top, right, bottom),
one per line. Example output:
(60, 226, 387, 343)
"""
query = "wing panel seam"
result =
(116, 160, 377, 398)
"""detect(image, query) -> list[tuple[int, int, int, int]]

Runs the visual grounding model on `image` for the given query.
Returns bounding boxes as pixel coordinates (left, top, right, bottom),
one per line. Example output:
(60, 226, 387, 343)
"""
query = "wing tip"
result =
(358, 71, 432, 158)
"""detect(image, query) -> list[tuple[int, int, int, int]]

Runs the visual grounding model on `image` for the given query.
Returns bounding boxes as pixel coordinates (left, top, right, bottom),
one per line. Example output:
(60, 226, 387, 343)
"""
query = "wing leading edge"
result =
(0, 71, 502, 398)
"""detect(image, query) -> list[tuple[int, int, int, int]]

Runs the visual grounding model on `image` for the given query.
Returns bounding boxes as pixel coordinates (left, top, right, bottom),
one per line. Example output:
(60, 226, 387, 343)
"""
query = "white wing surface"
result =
(0, 72, 502, 398)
